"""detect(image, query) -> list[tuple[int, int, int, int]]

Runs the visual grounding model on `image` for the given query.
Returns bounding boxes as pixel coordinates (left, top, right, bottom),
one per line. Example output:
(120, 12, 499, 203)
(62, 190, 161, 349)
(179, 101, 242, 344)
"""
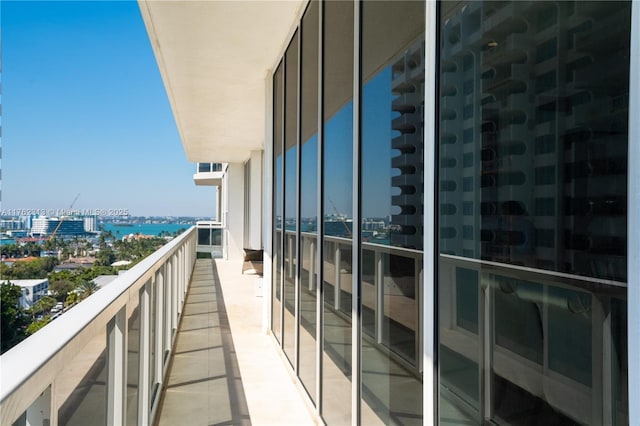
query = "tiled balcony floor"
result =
(156, 259, 315, 426)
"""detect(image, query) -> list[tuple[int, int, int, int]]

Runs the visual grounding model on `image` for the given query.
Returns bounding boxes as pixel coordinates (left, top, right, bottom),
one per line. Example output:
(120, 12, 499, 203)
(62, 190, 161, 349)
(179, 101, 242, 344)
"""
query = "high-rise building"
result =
(82, 216, 97, 233)
(30, 217, 87, 237)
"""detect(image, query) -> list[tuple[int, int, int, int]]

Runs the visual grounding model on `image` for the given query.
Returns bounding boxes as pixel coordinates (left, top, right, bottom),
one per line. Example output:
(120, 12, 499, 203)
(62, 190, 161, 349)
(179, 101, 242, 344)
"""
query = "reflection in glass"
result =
(322, 1, 353, 423)
(298, 0, 319, 403)
(272, 62, 284, 343)
(361, 1, 424, 423)
(283, 31, 299, 365)
(437, 2, 630, 424)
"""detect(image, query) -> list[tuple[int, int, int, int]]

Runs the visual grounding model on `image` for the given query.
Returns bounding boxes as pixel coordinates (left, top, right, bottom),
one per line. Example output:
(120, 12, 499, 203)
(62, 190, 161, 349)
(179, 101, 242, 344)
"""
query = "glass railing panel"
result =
(299, 233, 318, 402)
(211, 228, 222, 246)
(361, 248, 376, 338)
(149, 279, 158, 409)
(337, 243, 352, 317)
(55, 329, 107, 426)
(126, 293, 140, 425)
(380, 253, 417, 364)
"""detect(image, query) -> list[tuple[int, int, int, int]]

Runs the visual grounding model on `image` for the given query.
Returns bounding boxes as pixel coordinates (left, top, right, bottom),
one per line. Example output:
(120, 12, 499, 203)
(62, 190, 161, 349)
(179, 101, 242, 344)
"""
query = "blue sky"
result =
(1, 1, 215, 217)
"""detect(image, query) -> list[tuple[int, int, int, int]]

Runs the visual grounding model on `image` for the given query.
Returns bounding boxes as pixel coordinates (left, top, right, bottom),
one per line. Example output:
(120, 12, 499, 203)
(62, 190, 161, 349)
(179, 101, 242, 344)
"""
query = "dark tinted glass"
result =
(283, 31, 299, 365)
(299, 0, 319, 403)
(322, 0, 353, 423)
(438, 2, 630, 424)
(360, 1, 424, 423)
(272, 62, 284, 343)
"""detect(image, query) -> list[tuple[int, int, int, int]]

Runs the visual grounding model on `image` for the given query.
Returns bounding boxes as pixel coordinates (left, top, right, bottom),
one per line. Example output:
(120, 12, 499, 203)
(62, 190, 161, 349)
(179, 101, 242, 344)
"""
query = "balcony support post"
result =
(334, 244, 341, 311)
(309, 240, 315, 291)
(164, 263, 172, 360)
(155, 270, 164, 383)
(417, 262, 423, 372)
(107, 307, 126, 426)
(375, 251, 383, 344)
(169, 256, 178, 337)
(138, 281, 151, 426)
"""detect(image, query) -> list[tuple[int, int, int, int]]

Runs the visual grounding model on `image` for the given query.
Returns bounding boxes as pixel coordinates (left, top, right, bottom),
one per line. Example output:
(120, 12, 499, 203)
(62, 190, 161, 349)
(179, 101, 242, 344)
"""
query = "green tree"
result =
(26, 317, 51, 336)
(65, 292, 80, 307)
(0, 243, 21, 258)
(2, 257, 57, 279)
(23, 241, 42, 257)
(95, 247, 116, 266)
(29, 296, 57, 319)
(1, 283, 28, 353)
(49, 279, 77, 302)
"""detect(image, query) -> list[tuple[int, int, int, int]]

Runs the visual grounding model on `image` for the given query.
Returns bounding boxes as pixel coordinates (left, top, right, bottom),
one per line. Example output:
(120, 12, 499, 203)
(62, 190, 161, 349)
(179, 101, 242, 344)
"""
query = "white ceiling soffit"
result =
(138, 0, 305, 163)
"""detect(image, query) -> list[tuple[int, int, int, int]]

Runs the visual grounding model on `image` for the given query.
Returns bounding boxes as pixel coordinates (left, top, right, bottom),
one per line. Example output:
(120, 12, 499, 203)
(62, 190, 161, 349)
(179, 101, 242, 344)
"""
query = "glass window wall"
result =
(437, 2, 631, 424)
(360, 1, 425, 424)
(299, 0, 319, 403)
(322, 1, 354, 423)
(283, 31, 300, 365)
(272, 62, 284, 343)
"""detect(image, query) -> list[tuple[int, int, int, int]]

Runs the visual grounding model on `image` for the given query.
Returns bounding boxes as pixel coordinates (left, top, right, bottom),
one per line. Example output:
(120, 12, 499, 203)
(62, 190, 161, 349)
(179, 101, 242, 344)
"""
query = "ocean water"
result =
(103, 223, 193, 237)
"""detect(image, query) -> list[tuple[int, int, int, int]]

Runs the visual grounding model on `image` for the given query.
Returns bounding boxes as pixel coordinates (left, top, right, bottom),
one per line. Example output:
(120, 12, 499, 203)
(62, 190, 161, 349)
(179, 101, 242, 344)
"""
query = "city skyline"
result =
(1, 1, 216, 217)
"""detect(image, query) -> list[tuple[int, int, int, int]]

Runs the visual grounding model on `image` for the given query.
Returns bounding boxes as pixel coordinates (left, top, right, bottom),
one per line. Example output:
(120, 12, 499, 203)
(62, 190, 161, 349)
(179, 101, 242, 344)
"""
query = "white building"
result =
(1, 279, 49, 309)
(83, 216, 97, 233)
(31, 217, 86, 237)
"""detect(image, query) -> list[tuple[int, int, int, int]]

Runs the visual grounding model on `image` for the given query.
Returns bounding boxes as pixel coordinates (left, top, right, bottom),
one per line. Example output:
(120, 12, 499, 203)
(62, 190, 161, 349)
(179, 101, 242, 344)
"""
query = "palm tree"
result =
(65, 292, 80, 307)
(78, 280, 100, 299)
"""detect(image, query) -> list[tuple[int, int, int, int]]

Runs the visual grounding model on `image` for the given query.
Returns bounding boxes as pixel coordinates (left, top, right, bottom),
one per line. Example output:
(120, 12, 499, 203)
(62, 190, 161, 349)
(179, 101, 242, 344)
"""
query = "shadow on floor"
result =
(155, 259, 251, 426)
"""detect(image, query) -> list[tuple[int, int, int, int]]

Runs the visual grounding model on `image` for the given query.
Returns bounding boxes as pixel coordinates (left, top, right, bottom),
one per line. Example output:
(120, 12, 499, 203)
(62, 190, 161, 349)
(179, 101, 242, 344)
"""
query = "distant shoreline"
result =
(102, 222, 192, 237)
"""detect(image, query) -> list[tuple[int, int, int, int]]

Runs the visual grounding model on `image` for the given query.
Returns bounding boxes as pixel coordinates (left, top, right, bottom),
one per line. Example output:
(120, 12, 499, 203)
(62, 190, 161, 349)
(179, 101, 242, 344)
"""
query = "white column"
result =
(423, 0, 438, 424)
(263, 70, 275, 334)
(250, 150, 264, 250)
(107, 307, 126, 426)
(225, 162, 246, 261)
(138, 282, 151, 426)
(627, 2, 640, 424)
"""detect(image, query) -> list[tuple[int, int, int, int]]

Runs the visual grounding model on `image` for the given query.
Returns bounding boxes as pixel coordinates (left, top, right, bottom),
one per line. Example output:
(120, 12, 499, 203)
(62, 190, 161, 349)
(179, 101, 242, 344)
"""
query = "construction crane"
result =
(49, 193, 80, 241)
(328, 198, 352, 238)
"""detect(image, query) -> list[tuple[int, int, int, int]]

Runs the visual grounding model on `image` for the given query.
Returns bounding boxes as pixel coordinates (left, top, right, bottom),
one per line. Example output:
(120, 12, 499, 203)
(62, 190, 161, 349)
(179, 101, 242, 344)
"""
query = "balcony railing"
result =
(193, 163, 225, 186)
(279, 229, 424, 371)
(196, 221, 223, 258)
(0, 227, 197, 426)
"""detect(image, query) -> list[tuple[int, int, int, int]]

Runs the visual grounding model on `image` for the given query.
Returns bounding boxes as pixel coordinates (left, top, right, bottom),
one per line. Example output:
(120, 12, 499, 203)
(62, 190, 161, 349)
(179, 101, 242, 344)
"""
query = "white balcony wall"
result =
(225, 162, 246, 261)
(249, 150, 263, 250)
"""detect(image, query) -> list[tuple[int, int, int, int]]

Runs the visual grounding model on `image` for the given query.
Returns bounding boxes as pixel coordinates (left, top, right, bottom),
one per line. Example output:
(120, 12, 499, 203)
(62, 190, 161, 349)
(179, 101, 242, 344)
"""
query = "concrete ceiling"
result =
(139, 0, 305, 163)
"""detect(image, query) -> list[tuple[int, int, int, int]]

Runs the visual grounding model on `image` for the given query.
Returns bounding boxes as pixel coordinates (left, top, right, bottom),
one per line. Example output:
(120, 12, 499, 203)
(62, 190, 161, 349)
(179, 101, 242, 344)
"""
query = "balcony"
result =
(0, 227, 314, 426)
(193, 162, 225, 186)
(196, 221, 224, 258)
